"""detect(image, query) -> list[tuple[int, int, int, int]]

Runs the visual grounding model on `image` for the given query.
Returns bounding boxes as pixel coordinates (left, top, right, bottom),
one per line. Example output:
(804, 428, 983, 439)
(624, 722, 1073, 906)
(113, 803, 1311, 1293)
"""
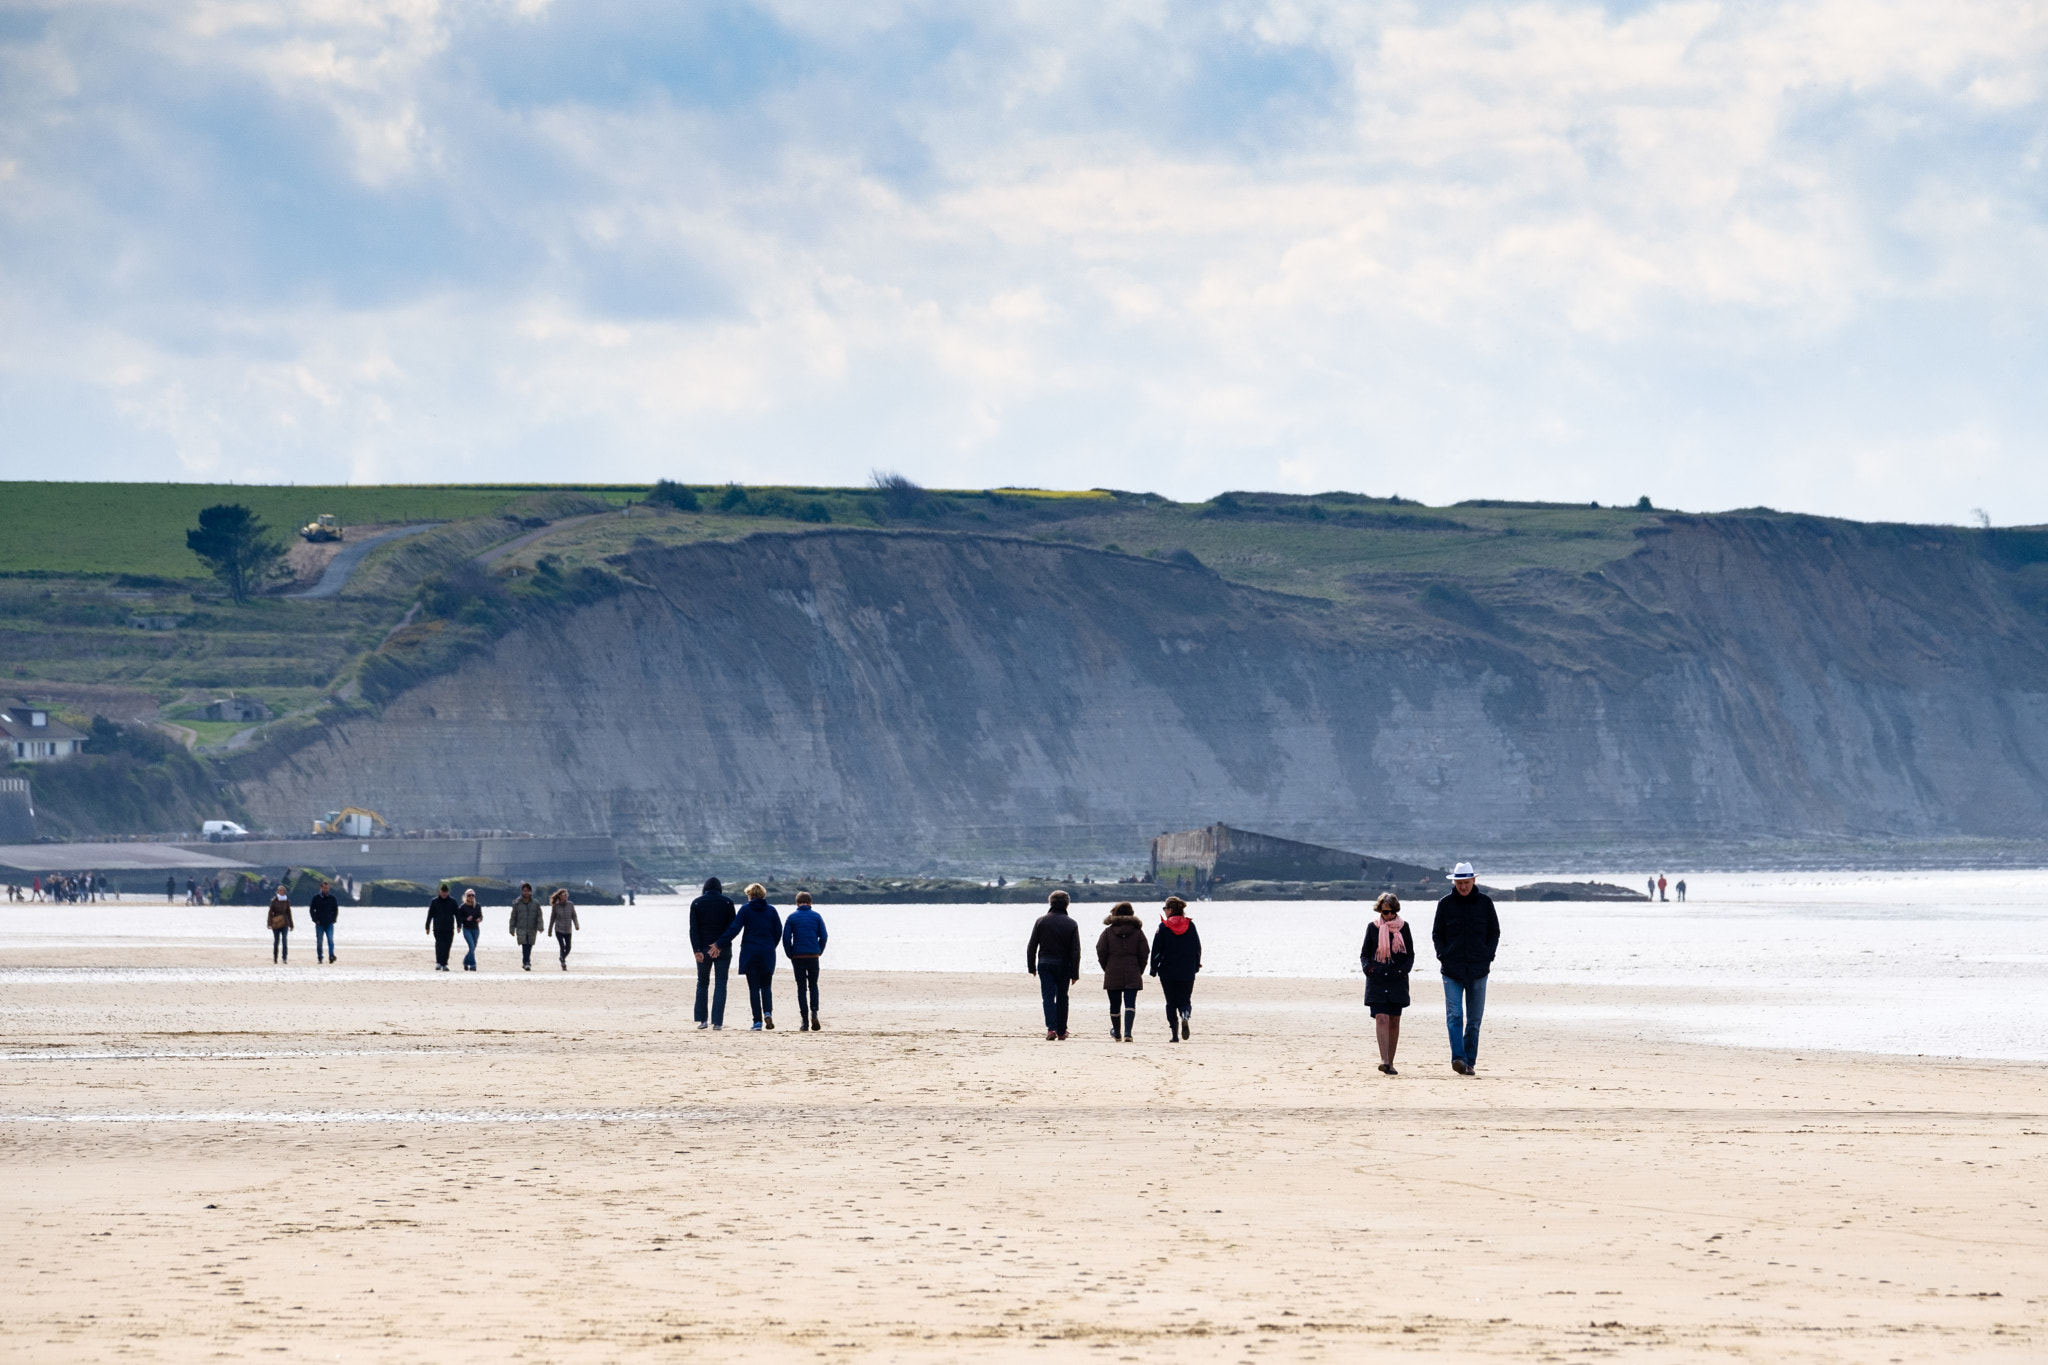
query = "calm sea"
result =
(3, 870, 2043, 1060)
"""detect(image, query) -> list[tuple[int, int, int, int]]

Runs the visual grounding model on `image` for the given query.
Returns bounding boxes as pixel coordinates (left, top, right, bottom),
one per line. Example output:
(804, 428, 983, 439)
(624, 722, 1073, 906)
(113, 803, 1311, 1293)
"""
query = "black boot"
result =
(1123, 1008, 1135, 1042)
(1110, 1007, 1121, 1041)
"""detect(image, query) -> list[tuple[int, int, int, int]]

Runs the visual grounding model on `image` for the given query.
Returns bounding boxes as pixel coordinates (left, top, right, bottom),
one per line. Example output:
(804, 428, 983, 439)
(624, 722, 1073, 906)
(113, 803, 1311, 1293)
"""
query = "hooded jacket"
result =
(718, 897, 783, 973)
(1432, 889, 1501, 983)
(508, 893, 543, 943)
(690, 883, 737, 954)
(782, 906, 828, 957)
(1095, 912, 1150, 993)
(1149, 915, 1202, 980)
(1026, 907, 1082, 980)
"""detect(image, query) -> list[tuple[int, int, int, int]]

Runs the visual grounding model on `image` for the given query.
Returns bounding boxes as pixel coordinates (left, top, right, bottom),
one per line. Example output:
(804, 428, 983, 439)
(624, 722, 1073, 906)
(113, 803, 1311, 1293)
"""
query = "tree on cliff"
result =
(186, 504, 286, 602)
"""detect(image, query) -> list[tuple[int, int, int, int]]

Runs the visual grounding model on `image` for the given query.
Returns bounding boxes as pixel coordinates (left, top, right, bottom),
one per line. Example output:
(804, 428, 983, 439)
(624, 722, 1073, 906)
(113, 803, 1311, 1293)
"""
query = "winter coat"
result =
(456, 899, 482, 930)
(508, 894, 544, 944)
(1026, 909, 1082, 980)
(547, 900, 579, 937)
(307, 892, 339, 926)
(1432, 890, 1501, 983)
(1149, 918, 1202, 980)
(690, 892, 736, 954)
(1362, 919, 1416, 1010)
(782, 906, 828, 958)
(425, 895, 459, 937)
(718, 898, 783, 973)
(266, 899, 293, 932)
(1095, 913, 1150, 993)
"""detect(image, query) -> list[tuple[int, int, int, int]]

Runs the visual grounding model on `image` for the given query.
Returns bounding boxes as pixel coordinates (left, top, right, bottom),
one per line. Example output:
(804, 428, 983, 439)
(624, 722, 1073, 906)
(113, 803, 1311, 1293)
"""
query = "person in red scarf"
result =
(1148, 896, 1203, 1042)
(1362, 892, 1415, 1074)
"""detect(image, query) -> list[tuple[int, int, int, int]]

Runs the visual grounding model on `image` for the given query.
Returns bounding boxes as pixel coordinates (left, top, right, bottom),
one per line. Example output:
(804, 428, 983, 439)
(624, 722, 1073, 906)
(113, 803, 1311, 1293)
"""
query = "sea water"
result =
(2, 870, 2044, 1060)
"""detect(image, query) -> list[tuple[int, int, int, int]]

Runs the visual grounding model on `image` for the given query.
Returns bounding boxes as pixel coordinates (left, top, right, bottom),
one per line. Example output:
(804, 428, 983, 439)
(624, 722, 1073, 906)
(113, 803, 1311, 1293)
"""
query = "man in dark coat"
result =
(1025, 890, 1082, 1040)
(308, 880, 340, 964)
(424, 883, 460, 972)
(690, 877, 738, 1030)
(1432, 862, 1501, 1075)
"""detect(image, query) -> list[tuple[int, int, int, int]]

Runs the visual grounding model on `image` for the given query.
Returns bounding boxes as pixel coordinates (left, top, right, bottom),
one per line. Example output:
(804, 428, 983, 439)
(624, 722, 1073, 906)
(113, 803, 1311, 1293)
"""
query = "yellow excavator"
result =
(300, 513, 343, 543)
(313, 807, 387, 837)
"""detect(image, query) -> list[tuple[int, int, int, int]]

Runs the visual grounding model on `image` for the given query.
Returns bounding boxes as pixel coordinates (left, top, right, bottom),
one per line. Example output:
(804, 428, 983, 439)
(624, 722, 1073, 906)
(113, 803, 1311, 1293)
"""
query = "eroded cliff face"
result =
(236, 521, 2048, 870)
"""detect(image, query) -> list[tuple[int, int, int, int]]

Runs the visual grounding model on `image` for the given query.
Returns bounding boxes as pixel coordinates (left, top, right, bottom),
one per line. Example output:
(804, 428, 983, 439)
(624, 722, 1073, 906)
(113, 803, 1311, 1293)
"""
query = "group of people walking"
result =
(259, 879, 584, 971)
(687, 878, 829, 1030)
(1029, 891, 1204, 1041)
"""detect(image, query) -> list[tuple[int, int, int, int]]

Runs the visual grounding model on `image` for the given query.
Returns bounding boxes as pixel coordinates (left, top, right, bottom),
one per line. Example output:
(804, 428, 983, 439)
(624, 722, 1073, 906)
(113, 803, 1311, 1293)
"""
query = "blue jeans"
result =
(1036, 961, 1072, 1033)
(314, 923, 335, 961)
(461, 925, 479, 969)
(272, 928, 288, 963)
(695, 952, 730, 1025)
(791, 957, 820, 1017)
(1443, 974, 1488, 1065)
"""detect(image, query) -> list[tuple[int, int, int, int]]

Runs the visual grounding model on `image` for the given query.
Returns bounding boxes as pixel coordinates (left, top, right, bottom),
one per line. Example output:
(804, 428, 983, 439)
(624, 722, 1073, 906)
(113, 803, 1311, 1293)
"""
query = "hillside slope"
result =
(233, 517, 2048, 872)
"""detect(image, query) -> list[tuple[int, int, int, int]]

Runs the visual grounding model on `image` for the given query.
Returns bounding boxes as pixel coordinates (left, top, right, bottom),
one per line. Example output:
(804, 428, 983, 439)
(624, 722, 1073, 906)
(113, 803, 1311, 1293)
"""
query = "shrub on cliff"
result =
(646, 480, 701, 512)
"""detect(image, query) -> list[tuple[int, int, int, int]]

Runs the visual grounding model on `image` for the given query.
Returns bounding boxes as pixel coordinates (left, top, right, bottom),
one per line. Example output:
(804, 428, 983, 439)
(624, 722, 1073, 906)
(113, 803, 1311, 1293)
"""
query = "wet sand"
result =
(2, 945, 2043, 1362)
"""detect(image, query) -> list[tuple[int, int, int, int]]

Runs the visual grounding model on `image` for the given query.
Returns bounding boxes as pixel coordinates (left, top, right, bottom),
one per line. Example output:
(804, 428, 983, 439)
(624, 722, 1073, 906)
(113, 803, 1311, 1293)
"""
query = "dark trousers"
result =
(743, 964, 775, 1022)
(791, 957, 820, 1018)
(1160, 975, 1194, 1023)
(695, 952, 730, 1025)
(1107, 987, 1136, 1015)
(519, 936, 534, 968)
(271, 928, 288, 963)
(433, 929, 454, 967)
(1037, 962, 1072, 1033)
(556, 932, 572, 965)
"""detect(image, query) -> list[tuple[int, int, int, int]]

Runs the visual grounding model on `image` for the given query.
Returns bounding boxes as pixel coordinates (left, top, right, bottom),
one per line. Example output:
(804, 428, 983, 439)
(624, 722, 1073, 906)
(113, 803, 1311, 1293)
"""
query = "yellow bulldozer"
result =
(313, 807, 387, 837)
(299, 513, 343, 543)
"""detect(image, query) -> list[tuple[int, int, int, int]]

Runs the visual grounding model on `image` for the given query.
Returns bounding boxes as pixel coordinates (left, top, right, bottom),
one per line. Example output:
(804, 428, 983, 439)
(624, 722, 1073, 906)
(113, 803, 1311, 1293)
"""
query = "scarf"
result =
(1373, 914, 1406, 963)
(1161, 914, 1192, 936)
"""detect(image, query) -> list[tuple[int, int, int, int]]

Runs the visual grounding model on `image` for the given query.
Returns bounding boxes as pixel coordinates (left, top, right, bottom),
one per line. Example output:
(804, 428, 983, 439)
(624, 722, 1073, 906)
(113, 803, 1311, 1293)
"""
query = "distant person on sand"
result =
(508, 882, 543, 971)
(165, 875, 175, 904)
(1362, 892, 1414, 1075)
(309, 879, 340, 964)
(1096, 901, 1148, 1041)
(456, 888, 482, 970)
(548, 889, 579, 969)
(1657, 874, 1668, 902)
(717, 884, 782, 1029)
(782, 891, 828, 1030)
(426, 883, 460, 971)
(1433, 863, 1500, 1076)
(266, 886, 293, 963)
(1149, 896, 1202, 1041)
(1646, 876, 1655, 900)
(1675, 878, 1687, 903)
(690, 877, 737, 1030)
(1026, 890, 1081, 1041)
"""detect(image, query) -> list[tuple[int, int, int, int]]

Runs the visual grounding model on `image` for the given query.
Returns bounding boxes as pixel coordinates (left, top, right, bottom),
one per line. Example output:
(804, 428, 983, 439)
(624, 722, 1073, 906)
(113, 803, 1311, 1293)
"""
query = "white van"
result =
(202, 820, 250, 842)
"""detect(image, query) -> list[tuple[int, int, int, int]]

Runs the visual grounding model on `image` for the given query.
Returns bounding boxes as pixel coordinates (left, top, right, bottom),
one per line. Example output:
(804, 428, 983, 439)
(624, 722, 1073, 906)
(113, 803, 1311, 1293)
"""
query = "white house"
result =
(0, 702, 88, 762)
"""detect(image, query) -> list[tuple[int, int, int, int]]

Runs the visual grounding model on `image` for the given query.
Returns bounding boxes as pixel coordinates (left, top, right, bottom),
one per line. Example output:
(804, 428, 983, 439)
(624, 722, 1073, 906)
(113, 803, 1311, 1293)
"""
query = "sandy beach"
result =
(1, 936, 2044, 1362)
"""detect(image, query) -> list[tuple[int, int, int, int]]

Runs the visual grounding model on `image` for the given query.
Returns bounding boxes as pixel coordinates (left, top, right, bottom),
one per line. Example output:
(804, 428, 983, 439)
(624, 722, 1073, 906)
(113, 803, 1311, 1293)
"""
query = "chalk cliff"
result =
(235, 517, 2048, 871)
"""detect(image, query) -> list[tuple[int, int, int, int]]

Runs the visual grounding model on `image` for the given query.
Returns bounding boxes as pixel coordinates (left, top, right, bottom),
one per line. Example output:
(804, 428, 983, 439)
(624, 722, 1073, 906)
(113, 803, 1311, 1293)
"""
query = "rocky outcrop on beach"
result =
(232, 516, 2048, 873)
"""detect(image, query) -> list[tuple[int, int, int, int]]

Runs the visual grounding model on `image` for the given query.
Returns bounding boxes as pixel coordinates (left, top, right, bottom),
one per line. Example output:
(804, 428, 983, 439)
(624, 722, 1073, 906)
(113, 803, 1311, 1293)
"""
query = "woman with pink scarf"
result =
(1361, 892, 1415, 1074)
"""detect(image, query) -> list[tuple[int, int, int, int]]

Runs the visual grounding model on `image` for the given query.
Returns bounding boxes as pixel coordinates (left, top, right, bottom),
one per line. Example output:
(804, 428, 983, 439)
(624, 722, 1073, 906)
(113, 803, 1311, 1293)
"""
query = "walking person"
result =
(1657, 874, 1668, 902)
(1675, 878, 1687, 903)
(548, 889, 579, 969)
(1025, 890, 1082, 1040)
(1362, 892, 1414, 1075)
(457, 888, 482, 971)
(690, 877, 737, 1030)
(507, 882, 542, 971)
(308, 879, 340, 964)
(1433, 862, 1501, 1076)
(1096, 901, 1148, 1041)
(1149, 896, 1202, 1041)
(266, 886, 294, 963)
(716, 884, 782, 1029)
(426, 883, 460, 971)
(165, 874, 175, 904)
(782, 891, 828, 1030)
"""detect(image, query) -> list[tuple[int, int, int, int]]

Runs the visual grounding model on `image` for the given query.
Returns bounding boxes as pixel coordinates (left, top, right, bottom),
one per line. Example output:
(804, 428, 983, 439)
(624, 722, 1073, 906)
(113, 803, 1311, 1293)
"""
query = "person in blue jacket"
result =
(781, 891, 829, 1031)
(717, 883, 784, 1030)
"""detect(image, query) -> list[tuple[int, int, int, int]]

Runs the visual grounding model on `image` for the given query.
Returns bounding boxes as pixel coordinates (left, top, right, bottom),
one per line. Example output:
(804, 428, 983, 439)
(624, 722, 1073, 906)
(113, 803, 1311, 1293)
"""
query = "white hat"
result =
(1452, 862, 1475, 879)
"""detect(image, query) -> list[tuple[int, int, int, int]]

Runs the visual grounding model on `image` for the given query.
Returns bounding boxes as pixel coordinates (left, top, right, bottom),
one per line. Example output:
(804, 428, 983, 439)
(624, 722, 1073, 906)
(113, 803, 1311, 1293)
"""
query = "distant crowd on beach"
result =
(245, 863, 1516, 1074)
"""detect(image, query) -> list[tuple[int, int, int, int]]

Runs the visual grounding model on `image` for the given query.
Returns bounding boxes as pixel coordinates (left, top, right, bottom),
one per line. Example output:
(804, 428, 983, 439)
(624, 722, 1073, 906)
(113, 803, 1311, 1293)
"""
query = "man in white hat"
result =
(1432, 862, 1501, 1075)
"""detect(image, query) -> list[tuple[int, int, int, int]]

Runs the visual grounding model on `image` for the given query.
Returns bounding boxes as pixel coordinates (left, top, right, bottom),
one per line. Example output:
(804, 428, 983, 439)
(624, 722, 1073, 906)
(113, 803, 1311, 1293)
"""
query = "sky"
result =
(2, 0, 2045, 523)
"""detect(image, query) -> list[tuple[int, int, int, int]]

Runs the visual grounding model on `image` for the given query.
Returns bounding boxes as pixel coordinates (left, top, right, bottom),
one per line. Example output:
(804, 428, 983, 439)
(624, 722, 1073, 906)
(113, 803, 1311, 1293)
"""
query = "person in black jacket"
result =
(690, 877, 738, 1030)
(1025, 890, 1082, 1040)
(1362, 892, 1415, 1074)
(456, 888, 483, 971)
(308, 880, 340, 965)
(425, 883, 460, 972)
(1149, 896, 1202, 1042)
(1432, 863, 1501, 1075)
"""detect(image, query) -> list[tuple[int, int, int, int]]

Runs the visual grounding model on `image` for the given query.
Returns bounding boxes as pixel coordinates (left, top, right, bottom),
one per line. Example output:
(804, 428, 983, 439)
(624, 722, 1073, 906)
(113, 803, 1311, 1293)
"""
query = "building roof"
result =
(0, 702, 87, 743)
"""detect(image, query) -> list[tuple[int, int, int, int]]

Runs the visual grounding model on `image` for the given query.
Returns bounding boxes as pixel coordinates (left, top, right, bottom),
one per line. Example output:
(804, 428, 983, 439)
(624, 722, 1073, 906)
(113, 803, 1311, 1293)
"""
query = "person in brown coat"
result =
(265, 887, 294, 964)
(1096, 902, 1149, 1041)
